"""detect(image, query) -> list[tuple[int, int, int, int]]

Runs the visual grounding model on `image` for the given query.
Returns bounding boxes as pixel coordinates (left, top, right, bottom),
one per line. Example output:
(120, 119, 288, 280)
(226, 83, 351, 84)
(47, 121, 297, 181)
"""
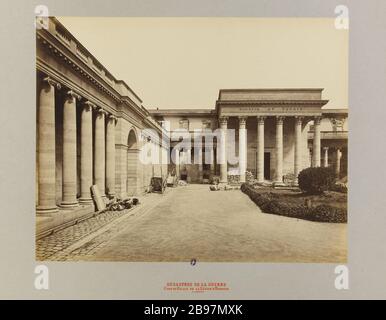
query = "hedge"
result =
(241, 183, 347, 223)
(298, 167, 336, 194)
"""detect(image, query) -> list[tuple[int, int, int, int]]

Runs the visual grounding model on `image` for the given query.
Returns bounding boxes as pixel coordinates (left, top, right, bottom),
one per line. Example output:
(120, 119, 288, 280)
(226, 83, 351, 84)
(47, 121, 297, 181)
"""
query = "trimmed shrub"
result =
(241, 183, 347, 223)
(298, 167, 336, 194)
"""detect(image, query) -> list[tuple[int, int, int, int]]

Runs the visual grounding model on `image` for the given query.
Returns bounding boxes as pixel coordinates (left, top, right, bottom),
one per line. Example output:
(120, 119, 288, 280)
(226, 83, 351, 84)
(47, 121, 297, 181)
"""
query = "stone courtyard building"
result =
(150, 91, 348, 185)
(36, 17, 348, 234)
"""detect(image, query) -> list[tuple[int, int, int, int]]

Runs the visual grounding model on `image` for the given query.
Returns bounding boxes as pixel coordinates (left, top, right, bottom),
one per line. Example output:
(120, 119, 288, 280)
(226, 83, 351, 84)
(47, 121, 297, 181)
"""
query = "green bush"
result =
(298, 167, 336, 194)
(241, 183, 347, 223)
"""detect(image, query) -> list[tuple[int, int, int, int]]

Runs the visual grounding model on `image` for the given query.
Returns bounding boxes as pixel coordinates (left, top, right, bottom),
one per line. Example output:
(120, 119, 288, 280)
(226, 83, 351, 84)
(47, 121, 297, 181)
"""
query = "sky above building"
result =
(58, 17, 348, 110)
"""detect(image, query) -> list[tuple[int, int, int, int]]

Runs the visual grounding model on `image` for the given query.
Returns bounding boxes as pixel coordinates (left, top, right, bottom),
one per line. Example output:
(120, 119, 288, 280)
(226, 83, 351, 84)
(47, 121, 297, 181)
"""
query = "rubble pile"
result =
(106, 197, 139, 212)
(178, 180, 188, 186)
(209, 184, 240, 191)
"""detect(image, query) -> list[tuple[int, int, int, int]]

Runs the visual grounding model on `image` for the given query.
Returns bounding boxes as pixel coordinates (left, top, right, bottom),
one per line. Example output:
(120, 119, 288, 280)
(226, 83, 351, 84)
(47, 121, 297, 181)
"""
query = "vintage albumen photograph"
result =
(35, 17, 348, 262)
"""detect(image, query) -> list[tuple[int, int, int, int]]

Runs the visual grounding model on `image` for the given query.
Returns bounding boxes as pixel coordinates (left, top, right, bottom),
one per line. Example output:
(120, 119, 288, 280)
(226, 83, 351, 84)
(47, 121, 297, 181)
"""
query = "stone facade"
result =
(150, 90, 348, 185)
(36, 18, 168, 223)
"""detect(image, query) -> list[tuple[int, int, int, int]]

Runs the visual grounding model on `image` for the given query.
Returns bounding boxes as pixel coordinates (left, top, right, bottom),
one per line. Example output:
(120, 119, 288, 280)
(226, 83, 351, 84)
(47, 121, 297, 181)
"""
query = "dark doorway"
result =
(264, 152, 270, 180)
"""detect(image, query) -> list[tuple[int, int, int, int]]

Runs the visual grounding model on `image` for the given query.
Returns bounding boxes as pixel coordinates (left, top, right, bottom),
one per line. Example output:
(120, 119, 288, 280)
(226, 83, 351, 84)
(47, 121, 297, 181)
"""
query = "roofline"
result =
(52, 17, 143, 104)
(218, 88, 325, 100)
(148, 108, 216, 115)
(216, 99, 329, 106)
(218, 88, 325, 92)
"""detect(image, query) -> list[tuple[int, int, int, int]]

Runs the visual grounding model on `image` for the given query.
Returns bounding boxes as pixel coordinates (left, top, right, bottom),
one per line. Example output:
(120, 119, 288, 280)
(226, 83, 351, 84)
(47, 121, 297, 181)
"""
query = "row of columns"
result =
(37, 76, 117, 214)
(218, 115, 322, 185)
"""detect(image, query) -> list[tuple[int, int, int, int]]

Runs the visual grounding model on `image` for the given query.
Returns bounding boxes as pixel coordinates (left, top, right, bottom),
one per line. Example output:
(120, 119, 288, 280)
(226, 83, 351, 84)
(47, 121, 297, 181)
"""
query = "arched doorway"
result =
(127, 129, 139, 196)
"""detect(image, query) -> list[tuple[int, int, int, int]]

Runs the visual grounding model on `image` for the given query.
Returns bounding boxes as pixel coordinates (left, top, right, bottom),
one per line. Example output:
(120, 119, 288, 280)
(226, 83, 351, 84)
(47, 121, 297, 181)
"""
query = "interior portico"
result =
(201, 88, 328, 185)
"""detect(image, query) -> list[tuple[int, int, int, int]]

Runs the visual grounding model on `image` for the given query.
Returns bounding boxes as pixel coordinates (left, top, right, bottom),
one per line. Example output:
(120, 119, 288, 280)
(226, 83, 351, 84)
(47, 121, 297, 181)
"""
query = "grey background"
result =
(0, 0, 385, 299)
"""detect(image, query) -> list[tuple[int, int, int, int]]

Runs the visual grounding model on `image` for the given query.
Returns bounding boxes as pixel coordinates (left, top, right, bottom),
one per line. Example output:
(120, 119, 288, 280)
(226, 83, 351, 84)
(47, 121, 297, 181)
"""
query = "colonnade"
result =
(36, 76, 117, 214)
(218, 115, 322, 185)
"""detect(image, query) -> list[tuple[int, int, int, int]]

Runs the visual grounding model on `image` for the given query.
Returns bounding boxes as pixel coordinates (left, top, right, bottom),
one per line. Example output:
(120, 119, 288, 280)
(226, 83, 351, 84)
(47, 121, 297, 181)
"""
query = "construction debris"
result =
(178, 180, 188, 186)
(106, 197, 140, 211)
(91, 185, 106, 211)
(209, 184, 240, 191)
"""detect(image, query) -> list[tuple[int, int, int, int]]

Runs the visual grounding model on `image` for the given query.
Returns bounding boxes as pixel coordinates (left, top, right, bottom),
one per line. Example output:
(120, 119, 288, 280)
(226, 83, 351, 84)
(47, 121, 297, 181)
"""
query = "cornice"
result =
(36, 60, 116, 116)
(216, 100, 329, 106)
(36, 31, 122, 103)
(36, 29, 150, 123)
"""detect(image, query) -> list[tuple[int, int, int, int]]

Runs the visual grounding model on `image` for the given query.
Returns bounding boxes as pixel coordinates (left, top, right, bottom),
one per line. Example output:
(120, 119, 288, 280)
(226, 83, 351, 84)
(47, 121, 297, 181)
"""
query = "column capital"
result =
(83, 100, 95, 111)
(96, 107, 107, 116)
(238, 116, 247, 127)
(276, 116, 285, 124)
(42, 76, 61, 90)
(65, 90, 81, 101)
(107, 114, 118, 124)
(256, 116, 266, 124)
(219, 116, 228, 126)
(314, 116, 322, 125)
(295, 116, 304, 125)
(323, 146, 329, 151)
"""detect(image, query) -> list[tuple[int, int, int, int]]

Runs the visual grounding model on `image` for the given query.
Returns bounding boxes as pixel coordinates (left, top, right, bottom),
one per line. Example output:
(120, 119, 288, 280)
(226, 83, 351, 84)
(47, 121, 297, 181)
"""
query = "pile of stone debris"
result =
(178, 180, 188, 186)
(209, 184, 240, 191)
(106, 197, 139, 211)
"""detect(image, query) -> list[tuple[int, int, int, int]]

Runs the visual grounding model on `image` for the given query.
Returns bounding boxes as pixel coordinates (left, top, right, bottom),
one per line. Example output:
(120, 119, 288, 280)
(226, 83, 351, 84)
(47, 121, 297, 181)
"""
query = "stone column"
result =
(238, 116, 247, 183)
(61, 90, 80, 208)
(335, 148, 341, 178)
(79, 101, 94, 204)
(175, 148, 180, 178)
(274, 116, 285, 185)
(197, 141, 203, 182)
(219, 117, 228, 184)
(294, 116, 303, 181)
(37, 77, 60, 214)
(256, 116, 266, 183)
(323, 147, 329, 168)
(312, 116, 321, 167)
(210, 146, 215, 174)
(106, 114, 117, 197)
(94, 107, 107, 200)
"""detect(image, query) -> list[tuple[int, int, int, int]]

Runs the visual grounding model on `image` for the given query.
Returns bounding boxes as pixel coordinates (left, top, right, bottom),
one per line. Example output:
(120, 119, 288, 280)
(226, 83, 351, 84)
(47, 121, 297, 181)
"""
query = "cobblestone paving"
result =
(36, 208, 136, 261)
(36, 185, 347, 262)
(69, 185, 347, 263)
(36, 190, 173, 261)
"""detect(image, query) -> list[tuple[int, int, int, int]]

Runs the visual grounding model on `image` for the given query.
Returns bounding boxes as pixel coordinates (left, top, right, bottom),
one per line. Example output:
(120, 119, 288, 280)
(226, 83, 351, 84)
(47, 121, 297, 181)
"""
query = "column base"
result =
(59, 201, 79, 209)
(36, 205, 59, 216)
(273, 181, 285, 187)
(79, 197, 94, 205)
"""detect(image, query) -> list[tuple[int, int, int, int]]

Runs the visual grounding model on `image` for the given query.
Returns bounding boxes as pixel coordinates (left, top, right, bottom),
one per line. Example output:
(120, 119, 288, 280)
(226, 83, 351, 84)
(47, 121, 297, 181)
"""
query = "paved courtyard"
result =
(37, 184, 347, 263)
